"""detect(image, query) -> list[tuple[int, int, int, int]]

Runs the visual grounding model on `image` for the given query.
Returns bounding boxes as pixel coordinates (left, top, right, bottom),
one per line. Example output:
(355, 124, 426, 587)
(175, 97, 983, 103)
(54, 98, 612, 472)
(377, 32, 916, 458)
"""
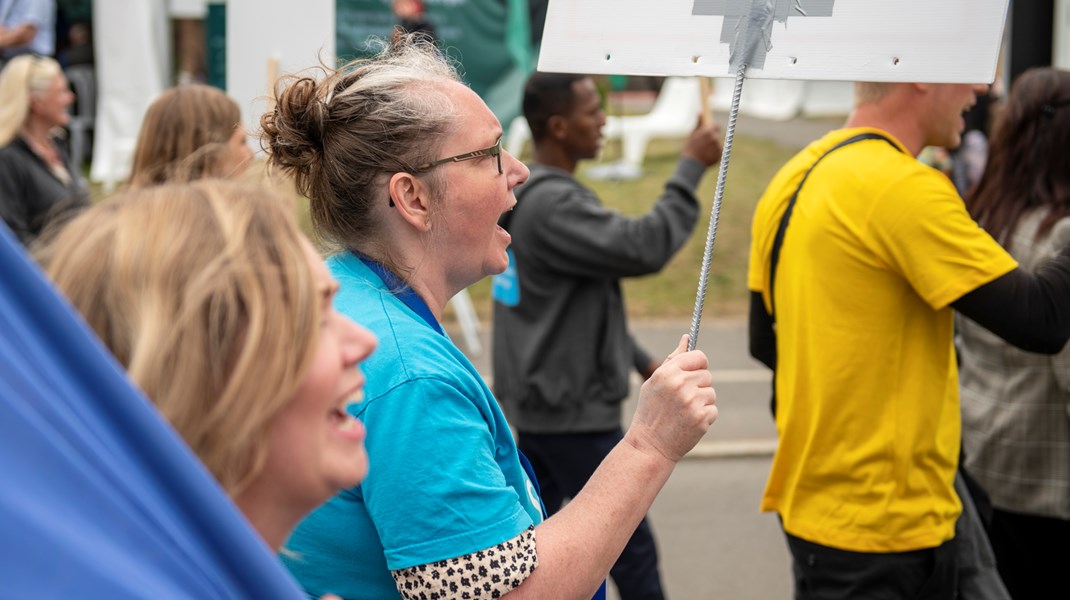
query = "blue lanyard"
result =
(356, 253, 444, 336)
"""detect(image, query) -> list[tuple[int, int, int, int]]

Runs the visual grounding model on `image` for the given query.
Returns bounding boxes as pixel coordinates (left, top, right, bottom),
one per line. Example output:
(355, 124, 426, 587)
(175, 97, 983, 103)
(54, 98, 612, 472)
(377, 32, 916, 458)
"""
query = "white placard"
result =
(539, 0, 1010, 83)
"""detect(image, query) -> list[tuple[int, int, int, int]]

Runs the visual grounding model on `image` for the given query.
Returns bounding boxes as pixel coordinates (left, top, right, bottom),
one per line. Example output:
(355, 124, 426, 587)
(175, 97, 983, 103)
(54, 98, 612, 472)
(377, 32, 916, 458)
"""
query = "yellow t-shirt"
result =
(747, 128, 1018, 552)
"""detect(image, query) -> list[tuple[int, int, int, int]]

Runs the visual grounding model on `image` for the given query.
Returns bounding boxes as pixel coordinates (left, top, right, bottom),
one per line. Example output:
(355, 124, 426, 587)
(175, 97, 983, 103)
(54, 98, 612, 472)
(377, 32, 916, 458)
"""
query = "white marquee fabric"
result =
(89, 0, 170, 184)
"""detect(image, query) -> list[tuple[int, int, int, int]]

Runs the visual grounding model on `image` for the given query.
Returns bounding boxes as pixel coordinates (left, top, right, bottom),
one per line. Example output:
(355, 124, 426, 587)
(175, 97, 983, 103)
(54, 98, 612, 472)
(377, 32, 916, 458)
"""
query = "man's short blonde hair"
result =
(855, 82, 895, 106)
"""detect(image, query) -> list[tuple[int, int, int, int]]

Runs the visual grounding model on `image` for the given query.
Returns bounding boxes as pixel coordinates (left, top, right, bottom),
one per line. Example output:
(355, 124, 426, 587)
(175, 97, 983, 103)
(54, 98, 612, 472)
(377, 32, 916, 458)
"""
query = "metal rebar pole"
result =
(687, 63, 746, 351)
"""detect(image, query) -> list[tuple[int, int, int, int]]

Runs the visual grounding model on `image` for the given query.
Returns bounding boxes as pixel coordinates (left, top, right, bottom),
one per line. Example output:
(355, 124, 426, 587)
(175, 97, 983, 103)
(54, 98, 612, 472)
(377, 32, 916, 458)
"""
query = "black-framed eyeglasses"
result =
(413, 137, 503, 175)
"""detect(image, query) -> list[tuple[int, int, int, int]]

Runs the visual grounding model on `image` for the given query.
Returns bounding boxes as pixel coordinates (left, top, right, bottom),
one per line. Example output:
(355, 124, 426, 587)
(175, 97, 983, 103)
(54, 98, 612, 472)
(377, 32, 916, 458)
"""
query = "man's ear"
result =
(388, 172, 433, 232)
(547, 114, 569, 141)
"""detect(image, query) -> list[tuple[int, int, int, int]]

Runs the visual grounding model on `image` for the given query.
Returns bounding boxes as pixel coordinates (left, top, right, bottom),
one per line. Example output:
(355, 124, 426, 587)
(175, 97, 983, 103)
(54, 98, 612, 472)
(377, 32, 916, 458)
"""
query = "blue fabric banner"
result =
(0, 226, 305, 598)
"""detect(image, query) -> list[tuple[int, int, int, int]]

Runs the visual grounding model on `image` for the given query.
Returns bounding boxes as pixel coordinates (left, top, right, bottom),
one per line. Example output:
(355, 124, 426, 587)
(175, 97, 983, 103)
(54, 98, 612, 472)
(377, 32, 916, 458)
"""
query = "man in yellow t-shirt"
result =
(748, 82, 1070, 598)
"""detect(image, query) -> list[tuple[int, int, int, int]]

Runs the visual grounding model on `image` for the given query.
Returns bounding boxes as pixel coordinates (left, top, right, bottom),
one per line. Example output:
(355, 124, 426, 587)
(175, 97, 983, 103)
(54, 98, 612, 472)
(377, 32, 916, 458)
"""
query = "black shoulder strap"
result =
(768, 132, 902, 319)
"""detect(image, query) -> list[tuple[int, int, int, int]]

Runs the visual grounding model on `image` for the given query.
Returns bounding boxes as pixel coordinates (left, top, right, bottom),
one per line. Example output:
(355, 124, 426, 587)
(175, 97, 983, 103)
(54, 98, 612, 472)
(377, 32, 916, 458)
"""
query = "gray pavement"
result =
(446, 317, 793, 599)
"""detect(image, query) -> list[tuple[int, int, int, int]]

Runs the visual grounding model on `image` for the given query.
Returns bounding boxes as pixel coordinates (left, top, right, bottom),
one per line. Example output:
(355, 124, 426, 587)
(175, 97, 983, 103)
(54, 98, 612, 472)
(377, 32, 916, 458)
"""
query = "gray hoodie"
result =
(491, 158, 706, 433)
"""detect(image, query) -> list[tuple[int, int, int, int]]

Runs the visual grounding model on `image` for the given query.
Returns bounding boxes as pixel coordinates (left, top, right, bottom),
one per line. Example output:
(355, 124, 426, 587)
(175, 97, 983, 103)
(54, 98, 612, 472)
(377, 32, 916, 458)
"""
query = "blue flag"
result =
(0, 225, 306, 598)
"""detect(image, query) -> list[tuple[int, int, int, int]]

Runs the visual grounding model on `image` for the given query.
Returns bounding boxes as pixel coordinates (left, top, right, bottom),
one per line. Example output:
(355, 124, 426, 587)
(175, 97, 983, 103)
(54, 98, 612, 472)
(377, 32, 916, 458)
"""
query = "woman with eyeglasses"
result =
(957, 67, 1070, 600)
(0, 54, 88, 246)
(262, 35, 718, 600)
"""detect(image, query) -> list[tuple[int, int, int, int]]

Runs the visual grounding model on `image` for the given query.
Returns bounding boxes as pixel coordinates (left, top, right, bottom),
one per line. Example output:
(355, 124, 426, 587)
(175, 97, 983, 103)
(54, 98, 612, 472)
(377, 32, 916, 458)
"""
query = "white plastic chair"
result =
(800, 81, 854, 117)
(505, 115, 531, 159)
(448, 288, 483, 357)
(601, 77, 702, 169)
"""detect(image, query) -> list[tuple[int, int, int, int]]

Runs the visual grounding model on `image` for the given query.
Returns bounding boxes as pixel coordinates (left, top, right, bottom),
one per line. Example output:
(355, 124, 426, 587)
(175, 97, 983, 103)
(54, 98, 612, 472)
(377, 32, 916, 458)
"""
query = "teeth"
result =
(337, 416, 357, 431)
(343, 388, 365, 411)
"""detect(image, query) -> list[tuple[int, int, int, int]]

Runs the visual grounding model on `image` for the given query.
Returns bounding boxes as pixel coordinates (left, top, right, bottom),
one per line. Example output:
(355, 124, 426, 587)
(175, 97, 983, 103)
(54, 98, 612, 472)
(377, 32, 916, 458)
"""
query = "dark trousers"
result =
(987, 507, 1070, 600)
(785, 532, 959, 600)
(518, 429, 666, 600)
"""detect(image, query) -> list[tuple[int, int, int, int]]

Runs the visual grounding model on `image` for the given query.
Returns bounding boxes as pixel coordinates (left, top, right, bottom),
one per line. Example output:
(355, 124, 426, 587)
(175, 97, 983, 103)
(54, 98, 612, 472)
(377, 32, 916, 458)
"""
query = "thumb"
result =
(663, 334, 690, 362)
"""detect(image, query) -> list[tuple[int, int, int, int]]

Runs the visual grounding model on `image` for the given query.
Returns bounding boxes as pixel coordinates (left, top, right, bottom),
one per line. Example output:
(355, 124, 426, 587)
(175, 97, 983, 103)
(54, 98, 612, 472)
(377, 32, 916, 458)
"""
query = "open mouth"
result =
(329, 388, 365, 435)
(497, 203, 516, 237)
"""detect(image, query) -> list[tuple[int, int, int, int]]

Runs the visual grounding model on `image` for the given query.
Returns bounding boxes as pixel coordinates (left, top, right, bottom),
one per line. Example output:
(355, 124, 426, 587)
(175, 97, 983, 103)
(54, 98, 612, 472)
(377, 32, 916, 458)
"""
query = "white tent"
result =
(89, 0, 170, 185)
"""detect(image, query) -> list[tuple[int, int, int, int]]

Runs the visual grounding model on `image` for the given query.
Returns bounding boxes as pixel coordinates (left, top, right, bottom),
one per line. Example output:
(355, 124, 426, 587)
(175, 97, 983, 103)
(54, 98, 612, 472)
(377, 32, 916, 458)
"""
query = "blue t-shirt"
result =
(282, 253, 543, 600)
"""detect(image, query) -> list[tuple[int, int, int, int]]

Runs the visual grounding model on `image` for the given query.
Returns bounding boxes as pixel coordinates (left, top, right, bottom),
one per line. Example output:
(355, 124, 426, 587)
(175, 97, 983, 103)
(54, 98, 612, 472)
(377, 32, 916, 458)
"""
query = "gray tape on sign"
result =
(693, 0, 837, 70)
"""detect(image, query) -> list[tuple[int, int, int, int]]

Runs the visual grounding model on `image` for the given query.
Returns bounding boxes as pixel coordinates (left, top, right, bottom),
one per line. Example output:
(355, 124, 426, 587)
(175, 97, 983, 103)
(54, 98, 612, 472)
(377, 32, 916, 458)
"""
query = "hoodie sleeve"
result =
(521, 158, 706, 279)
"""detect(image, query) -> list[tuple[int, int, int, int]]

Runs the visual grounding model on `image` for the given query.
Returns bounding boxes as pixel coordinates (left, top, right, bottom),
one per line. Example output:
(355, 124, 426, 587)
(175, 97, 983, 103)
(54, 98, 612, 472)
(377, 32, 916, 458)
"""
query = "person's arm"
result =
(391, 336, 717, 600)
(631, 335, 658, 380)
(526, 162, 705, 278)
(0, 23, 35, 48)
(748, 291, 776, 370)
(523, 124, 721, 280)
(10, 22, 35, 46)
(952, 245, 1070, 354)
(508, 334, 716, 599)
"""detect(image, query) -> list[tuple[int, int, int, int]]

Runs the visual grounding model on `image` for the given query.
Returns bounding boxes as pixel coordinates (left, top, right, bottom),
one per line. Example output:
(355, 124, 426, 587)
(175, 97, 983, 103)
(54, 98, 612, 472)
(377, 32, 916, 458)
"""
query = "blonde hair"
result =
(37, 180, 319, 495)
(854, 82, 895, 106)
(128, 84, 244, 188)
(0, 55, 63, 146)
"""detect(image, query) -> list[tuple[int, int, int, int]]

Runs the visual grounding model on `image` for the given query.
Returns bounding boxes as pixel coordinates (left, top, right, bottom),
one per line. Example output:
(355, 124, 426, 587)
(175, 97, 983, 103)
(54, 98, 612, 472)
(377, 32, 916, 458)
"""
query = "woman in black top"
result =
(0, 54, 88, 246)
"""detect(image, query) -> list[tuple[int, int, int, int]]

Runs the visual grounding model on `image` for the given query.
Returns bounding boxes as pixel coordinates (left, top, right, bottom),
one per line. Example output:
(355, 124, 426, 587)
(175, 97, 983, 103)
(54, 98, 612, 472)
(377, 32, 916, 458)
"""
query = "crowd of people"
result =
(0, 20, 1067, 600)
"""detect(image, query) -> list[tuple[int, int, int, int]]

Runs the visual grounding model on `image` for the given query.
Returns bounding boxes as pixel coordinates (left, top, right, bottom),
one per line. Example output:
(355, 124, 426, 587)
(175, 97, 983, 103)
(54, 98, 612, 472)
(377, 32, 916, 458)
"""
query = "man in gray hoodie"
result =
(491, 72, 721, 599)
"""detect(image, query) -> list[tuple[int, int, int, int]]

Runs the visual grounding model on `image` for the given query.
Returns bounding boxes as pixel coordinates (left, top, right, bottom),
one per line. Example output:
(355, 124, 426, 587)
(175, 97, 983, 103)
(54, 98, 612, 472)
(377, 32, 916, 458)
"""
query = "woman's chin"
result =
(484, 256, 509, 278)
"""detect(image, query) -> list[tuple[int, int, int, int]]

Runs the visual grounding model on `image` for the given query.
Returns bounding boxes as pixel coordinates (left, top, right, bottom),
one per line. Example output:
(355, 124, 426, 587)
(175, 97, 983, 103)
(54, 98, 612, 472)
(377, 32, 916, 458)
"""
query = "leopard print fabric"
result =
(391, 525, 538, 599)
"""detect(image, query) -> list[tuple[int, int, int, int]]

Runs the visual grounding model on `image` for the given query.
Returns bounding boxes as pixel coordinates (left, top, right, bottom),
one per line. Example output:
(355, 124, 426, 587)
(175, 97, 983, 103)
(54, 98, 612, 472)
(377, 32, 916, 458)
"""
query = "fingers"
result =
(662, 346, 710, 374)
(682, 122, 724, 166)
(701, 401, 719, 428)
(661, 334, 711, 372)
(679, 376, 718, 429)
(630, 358, 719, 462)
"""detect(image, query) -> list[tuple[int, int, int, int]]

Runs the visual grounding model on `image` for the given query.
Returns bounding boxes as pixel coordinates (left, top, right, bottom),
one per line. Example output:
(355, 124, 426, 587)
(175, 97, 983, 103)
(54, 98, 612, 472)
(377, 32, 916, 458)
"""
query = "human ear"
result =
(547, 114, 569, 141)
(388, 172, 432, 232)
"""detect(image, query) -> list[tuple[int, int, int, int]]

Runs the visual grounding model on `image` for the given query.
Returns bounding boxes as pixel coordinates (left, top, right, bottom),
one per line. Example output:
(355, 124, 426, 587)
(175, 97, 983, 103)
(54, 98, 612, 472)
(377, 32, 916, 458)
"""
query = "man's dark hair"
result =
(522, 72, 587, 142)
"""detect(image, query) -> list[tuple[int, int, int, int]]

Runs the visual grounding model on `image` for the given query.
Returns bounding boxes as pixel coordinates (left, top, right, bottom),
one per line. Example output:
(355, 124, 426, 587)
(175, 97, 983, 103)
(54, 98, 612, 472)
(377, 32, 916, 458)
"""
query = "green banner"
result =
(336, 0, 535, 127)
(206, 3, 227, 91)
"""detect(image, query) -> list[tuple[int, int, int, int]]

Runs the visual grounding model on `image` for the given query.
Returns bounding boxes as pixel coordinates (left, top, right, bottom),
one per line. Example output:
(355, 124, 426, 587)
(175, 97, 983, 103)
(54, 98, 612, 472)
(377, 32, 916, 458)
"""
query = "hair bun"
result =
(261, 76, 329, 175)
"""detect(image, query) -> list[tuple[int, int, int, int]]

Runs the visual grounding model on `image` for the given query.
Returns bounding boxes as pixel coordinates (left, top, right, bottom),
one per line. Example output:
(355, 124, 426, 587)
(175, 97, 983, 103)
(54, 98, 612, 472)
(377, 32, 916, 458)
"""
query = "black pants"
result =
(519, 429, 665, 600)
(987, 507, 1070, 600)
(785, 532, 959, 600)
